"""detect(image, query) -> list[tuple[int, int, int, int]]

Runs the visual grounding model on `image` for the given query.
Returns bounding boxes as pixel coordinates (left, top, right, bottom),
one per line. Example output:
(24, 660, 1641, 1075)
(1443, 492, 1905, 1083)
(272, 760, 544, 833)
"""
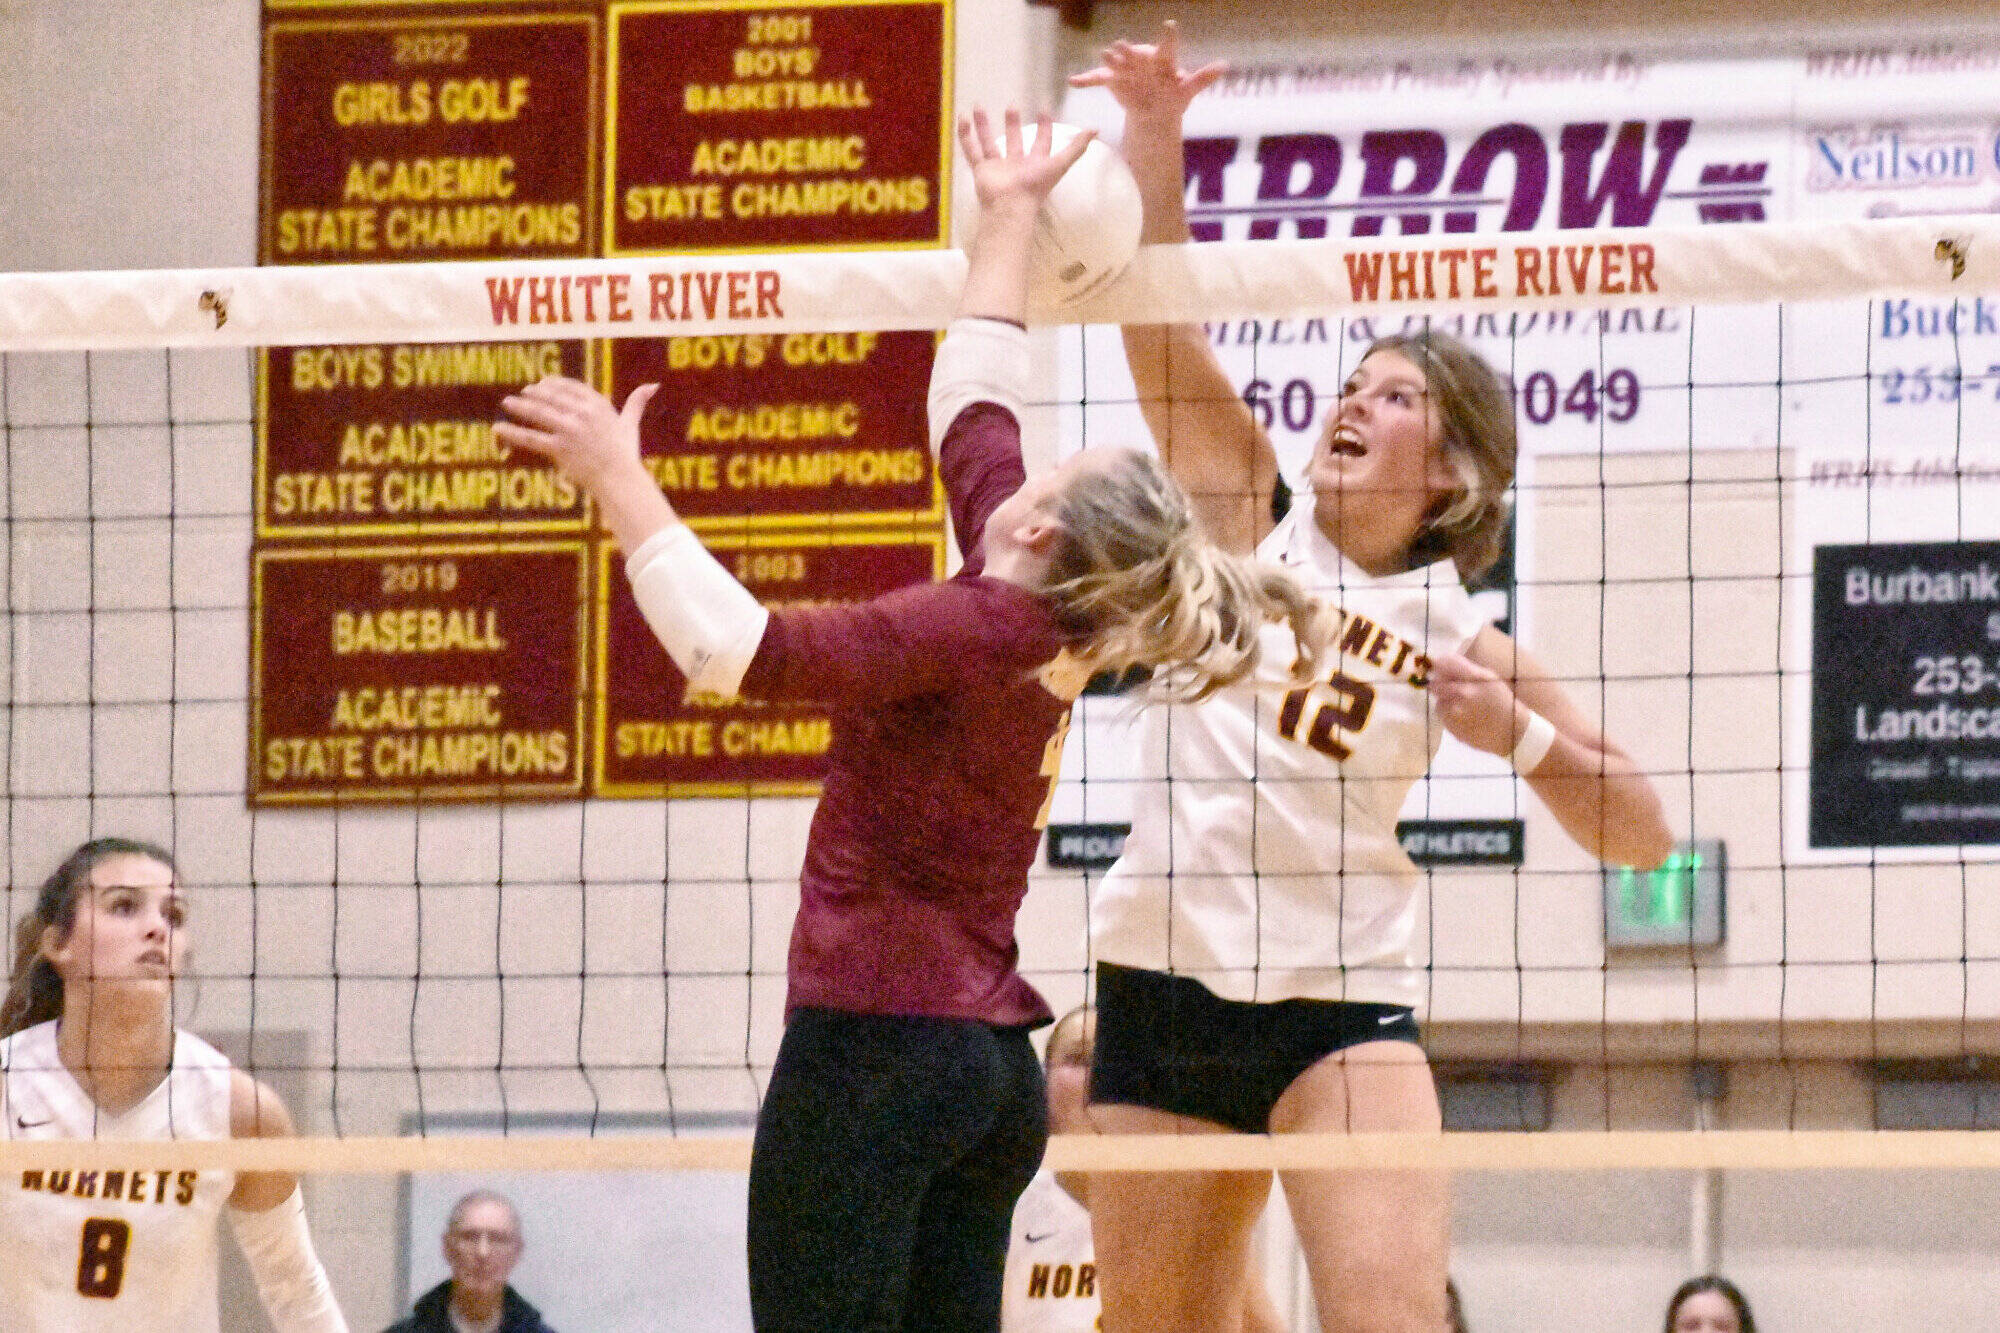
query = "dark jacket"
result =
(384, 1281, 556, 1333)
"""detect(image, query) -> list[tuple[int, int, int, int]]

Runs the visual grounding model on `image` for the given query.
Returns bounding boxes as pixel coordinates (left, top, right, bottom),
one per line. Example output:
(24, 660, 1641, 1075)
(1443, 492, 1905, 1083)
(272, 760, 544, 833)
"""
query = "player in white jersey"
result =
(1002, 1009, 1283, 1333)
(1072, 24, 1676, 1332)
(0, 837, 349, 1332)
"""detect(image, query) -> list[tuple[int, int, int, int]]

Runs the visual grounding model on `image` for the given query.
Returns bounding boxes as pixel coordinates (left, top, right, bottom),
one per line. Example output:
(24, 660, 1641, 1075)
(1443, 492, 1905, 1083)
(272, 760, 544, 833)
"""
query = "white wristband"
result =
(1510, 710, 1558, 775)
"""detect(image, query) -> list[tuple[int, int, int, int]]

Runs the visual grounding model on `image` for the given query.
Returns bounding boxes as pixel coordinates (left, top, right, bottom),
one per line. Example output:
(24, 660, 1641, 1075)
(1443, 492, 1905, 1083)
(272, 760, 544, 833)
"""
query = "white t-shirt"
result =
(1001, 1171, 1099, 1333)
(0, 1021, 237, 1332)
(1092, 500, 1487, 1006)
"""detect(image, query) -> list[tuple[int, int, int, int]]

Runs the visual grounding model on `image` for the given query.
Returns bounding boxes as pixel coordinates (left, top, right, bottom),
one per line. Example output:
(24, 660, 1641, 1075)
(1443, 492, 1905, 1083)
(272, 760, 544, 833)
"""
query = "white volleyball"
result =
(1027, 124, 1144, 308)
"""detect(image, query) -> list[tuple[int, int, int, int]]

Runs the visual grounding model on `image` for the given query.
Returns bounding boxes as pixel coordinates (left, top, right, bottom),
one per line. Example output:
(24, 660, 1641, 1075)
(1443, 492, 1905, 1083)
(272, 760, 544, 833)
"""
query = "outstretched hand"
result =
(957, 107, 1095, 211)
(496, 376, 658, 489)
(1426, 651, 1529, 759)
(1067, 20, 1225, 123)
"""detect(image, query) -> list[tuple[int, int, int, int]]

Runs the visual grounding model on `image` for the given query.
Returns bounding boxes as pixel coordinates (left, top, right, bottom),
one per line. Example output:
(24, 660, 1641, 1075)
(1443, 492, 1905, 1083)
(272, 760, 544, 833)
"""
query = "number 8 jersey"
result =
(0, 1020, 236, 1331)
(1091, 498, 1487, 1008)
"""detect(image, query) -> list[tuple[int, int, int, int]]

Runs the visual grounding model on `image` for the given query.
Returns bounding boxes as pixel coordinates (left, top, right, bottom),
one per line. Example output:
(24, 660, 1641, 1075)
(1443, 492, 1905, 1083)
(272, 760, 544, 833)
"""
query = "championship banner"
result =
(252, 542, 590, 802)
(594, 533, 943, 796)
(250, 0, 955, 803)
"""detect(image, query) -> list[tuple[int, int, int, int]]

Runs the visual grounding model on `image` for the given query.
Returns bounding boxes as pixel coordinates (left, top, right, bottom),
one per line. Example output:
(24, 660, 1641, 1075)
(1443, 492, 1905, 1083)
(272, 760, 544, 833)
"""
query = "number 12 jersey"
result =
(1092, 499, 1487, 1008)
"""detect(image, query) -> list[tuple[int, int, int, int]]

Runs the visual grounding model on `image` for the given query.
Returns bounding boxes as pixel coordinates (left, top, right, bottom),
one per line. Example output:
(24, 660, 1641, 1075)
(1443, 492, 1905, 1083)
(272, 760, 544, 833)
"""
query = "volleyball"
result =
(1028, 123, 1144, 308)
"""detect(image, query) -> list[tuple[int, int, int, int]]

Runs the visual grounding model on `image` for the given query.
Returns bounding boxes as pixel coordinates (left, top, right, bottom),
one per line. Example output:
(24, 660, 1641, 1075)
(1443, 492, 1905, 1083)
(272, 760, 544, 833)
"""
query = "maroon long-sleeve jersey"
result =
(736, 402, 1073, 1027)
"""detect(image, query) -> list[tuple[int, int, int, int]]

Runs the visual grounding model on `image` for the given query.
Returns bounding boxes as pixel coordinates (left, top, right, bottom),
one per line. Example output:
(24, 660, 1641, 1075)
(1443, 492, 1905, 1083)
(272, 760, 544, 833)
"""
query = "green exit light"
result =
(1603, 840, 1725, 947)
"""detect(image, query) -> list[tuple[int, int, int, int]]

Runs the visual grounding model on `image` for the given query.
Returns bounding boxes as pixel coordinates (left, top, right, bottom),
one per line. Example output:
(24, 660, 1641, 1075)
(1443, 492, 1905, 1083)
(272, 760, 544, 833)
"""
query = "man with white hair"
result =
(384, 1191, 555, 1333)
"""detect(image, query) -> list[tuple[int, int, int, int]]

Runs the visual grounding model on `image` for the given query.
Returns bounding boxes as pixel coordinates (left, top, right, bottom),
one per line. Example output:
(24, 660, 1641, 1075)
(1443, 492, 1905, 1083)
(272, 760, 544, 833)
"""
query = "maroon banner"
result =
(254, 0, 956, 802)
(253, 543, 588, 802)
(263, 11, 599, 263)
(607, 330, 941, 526)
(607, 0, 949, 253)
(258, 341, 590, 538)
(595, 534, 942, 794)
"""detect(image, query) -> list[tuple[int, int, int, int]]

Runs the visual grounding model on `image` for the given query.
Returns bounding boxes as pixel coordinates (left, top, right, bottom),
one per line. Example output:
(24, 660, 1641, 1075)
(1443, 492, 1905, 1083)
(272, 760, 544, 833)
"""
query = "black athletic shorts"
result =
(747, 1008, 1047, 1332)
(1089, 961, 1422, 1135)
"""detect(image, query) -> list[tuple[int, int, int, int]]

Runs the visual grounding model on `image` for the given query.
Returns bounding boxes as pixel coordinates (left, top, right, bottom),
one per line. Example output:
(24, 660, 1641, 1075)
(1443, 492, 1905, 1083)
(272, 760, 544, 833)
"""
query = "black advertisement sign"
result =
(1811, 541, 2000, 847)
(1397, 818, 1525, 867)
(1046, 822, 1130, 871)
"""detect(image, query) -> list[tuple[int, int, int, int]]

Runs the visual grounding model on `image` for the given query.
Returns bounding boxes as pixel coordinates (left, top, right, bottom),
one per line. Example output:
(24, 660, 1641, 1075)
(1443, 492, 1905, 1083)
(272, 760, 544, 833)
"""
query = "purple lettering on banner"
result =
(1557, 119, 1692, 228)
(1251, 134, 1343, 239)
(1184, 137, 1238, 242)
(1696, 161, 1768, 223)
(1351, 129, 1447, 237)
(1445, 123, 1549, 232)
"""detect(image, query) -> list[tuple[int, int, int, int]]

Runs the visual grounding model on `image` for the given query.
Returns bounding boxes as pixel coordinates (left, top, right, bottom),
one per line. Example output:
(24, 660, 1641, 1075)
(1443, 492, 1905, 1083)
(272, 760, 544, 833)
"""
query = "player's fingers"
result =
(1187, 60, 1229, 93)
(1002, 106, 1023, 156)
(1031, 111, 1054, 158)
(970, 107, 999, 160)
(1428, 651, 1492, 685)
(498, 393, 572, 432)
(526, 376, 604, 417)
(493, 421, 560, 456)
(1159, 19, 1181, 66)
(528, 373, 587, 398)
(1067, 68, 1112, 87)
(1051, 124, 1095, 174)
(620, 382, 660, 427)
(543, 376, 607, 411)
(957, 116, 983, 165)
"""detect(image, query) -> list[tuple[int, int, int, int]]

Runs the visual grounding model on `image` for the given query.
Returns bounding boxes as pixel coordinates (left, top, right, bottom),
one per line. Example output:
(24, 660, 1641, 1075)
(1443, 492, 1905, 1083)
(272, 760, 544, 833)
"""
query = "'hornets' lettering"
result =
(17, 1168, 196, 1206)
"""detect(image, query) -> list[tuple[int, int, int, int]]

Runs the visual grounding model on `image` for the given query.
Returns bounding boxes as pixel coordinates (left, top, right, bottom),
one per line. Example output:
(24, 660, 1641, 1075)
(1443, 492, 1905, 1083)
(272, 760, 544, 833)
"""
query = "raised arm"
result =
(1072, 22, 1277, 554)
(497, 111, 1094, 704)
(928, 111, 1099, 559)
(225, 1073, 349, 1333)
(497, 373, 771, 698)
(1431, 628, 1675, 869)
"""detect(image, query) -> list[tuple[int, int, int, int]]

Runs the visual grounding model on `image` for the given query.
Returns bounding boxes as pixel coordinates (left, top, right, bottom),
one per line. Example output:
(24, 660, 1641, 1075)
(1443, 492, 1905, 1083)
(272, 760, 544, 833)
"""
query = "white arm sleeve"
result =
(926, 317, 1029, 456)
(228, 1189, 348, 1333)
(624, 524, 771, 697)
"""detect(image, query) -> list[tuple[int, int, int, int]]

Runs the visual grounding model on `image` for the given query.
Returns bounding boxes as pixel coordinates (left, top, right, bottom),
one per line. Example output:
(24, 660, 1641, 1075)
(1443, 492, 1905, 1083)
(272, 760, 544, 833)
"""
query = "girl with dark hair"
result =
(1666, 1275, 1758, 1333)
(498, 110, 1319, 1333)
(0, 837, 347, 1331)
(1069, 24, 1677, 1332)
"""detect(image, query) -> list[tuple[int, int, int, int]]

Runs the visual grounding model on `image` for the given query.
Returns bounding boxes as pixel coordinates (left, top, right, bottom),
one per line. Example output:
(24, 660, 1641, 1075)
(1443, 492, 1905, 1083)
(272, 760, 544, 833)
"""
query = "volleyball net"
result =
(4, 215, 2000, 1175)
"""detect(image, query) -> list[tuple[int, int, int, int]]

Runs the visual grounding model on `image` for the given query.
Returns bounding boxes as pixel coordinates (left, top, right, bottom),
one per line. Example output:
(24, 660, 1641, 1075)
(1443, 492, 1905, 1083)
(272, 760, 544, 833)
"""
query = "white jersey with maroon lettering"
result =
(0, 1021, 236, 1331)
(1092, 497, 1487, 1006)
(1001, 1171, 1099, 1332)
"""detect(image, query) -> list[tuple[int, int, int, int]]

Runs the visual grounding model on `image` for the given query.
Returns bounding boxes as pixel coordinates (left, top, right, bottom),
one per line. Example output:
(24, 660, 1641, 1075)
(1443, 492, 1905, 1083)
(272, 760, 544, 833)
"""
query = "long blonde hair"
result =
(1037, 449, 1323, 700)
(0, 837, 178, 1039)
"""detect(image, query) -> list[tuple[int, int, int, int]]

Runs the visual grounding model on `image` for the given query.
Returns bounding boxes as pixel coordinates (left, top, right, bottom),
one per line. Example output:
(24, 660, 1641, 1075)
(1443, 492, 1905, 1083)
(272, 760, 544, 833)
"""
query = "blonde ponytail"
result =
(1039, 450, 1326, 701)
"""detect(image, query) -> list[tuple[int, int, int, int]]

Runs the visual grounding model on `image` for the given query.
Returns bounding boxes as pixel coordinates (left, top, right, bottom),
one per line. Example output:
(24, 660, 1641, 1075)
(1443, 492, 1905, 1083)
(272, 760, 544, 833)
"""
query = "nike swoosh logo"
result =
(1023, 1230, 1057, 1243)
(15, 1116, 51, 1130)
(1378, 1012, 1405, 1025)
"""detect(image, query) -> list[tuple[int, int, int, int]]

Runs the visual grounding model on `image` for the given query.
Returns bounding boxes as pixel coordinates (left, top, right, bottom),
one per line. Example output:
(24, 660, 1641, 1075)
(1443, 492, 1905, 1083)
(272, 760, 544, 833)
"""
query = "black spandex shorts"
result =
(747, 1008, 1046, 1332)
(1090, 961, 1422, 1135)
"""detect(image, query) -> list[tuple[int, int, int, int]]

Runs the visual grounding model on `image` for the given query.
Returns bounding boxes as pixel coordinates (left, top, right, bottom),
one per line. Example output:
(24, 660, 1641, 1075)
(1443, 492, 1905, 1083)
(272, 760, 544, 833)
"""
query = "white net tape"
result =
(1, 215, 1991, 349)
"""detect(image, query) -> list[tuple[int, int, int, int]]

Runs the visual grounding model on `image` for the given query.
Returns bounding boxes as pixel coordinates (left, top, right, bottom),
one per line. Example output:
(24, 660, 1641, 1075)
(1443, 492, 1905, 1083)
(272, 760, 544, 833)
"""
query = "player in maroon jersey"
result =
(497, 109, 1320, 1333)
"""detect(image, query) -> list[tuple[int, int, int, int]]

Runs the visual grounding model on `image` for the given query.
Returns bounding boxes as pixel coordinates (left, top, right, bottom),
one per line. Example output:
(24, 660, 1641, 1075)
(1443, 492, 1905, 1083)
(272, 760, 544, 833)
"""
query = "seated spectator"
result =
(1665, 1275, 1756, 1333)
(386, 1191, 554, 1333)
(1001, 1007, 1283, 1332)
